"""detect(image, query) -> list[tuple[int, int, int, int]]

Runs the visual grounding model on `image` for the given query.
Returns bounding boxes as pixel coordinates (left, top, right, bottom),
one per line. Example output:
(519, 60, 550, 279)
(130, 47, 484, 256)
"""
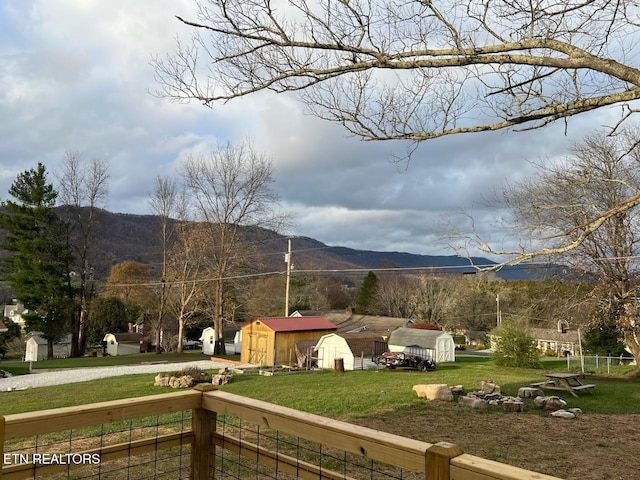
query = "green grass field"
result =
(2, 354, 638, 416)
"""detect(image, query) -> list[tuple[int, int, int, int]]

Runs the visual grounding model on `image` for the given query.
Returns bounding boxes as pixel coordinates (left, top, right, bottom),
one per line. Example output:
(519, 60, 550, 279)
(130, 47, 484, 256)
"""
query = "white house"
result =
(314, 332, 386, 371)
(4, 302, 27, 328)
(387, 328, 456, 363)
(24, 333, 72, 361)
(103, 333, 145, 356)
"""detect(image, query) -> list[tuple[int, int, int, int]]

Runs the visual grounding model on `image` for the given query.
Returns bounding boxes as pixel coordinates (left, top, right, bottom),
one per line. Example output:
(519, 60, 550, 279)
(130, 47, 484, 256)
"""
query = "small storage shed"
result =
(200, 327, 217, 356)
(314, 332, 386, 371)
(200, 325, 242, 355)
(241, 316, 337, 366)
(387, 328, 456, 363)
(24, 333, 72, 361)
(103, 332, 145, 356)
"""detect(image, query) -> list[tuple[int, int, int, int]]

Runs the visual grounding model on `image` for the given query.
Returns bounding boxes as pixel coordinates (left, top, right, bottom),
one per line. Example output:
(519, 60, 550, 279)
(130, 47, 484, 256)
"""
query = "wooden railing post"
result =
(426, 442, 464, 480)
(1, 415, 5, 480)
(191, 385, 218, 480)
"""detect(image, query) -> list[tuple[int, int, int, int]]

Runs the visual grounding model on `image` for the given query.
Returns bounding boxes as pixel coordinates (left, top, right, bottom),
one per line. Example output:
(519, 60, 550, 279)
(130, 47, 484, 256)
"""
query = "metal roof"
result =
(252, 316, 337, 332)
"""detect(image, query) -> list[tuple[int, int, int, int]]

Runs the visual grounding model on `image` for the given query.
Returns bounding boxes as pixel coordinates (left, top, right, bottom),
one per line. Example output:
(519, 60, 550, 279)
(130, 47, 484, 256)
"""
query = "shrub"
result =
(175, 367, 212, 383)
(544, 349, 557, 357)
(491, 322, 541, 368)
(475, 343, 486, 350)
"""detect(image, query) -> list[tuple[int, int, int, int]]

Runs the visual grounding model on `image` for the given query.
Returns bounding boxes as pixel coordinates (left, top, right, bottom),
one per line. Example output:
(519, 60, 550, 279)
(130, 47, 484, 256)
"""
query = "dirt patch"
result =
(353, 403, 640, 480)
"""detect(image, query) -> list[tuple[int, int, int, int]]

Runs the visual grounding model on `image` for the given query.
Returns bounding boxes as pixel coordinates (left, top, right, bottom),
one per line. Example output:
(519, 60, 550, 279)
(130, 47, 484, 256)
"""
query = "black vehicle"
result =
(372, 351, 436, 371)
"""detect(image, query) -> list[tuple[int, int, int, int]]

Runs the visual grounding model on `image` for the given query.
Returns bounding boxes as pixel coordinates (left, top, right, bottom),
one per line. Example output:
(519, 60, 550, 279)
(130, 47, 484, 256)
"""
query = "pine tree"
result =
(356, 271, 378, 315)
(0, 163, 72, 358)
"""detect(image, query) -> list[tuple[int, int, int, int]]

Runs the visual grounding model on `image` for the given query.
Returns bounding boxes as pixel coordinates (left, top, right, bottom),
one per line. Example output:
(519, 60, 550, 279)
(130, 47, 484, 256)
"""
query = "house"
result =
(4, 302, 27, 328)
(103, 332, 148, 356)
(0, 318, 7, 333)
(240, 316, 337, 366)
(24, 332, 72, 361)
(290, 309, 409, 337)
(314, 332, 386, 370)
(530, 326, 579, 356)
(387, 328, 456, 363)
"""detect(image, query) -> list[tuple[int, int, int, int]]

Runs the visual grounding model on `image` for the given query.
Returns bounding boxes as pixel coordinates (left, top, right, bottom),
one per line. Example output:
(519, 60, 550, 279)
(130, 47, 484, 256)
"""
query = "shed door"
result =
(437, 338, 452, 362)
(247, 333, 268, 365)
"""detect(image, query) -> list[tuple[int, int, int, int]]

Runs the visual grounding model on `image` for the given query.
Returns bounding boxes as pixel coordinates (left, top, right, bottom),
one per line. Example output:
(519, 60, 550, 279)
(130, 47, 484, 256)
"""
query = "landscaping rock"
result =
(567, 408, 583, 417)
(413, 384, 453, 401)
(517, 386, 544, 398)
(450, 385, 465, 396)
(458, 395, 488, 409)
(154, 373, 195, 389)
(502, 399, 525, 412)
(212, 368, 233, 385)
(534, 395, 566, 411)
(550, 409, 576, 419)
(481, 380, 501, 394)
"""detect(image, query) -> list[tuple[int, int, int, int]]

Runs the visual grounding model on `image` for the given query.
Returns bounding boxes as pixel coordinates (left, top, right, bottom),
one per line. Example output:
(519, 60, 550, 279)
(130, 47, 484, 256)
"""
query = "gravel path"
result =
(0, 360, 252, 392)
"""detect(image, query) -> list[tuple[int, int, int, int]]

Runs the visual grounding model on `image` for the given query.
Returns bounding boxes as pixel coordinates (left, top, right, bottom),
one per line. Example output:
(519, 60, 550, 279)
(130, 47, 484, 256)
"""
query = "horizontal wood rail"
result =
(1, 385, 564, 480)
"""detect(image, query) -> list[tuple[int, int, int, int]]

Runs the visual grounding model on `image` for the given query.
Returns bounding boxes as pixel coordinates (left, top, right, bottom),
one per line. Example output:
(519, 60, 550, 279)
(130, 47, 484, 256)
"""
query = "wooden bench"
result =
(572, 384, 595, 392)
(530, 381, 554, 387)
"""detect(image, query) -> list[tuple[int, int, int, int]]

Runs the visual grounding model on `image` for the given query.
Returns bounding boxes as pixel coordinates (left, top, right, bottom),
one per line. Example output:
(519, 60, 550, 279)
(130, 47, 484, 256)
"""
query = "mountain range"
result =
(84, 210, 554, 281)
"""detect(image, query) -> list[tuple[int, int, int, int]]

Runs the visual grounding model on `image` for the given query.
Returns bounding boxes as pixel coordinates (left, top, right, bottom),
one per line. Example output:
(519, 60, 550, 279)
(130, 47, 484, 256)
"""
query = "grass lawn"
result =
(2, 355, 638, 415)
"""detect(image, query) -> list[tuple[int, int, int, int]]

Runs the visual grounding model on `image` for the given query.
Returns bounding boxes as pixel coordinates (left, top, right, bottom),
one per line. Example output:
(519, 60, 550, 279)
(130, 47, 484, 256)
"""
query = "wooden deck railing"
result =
(1, 384, 563, 480)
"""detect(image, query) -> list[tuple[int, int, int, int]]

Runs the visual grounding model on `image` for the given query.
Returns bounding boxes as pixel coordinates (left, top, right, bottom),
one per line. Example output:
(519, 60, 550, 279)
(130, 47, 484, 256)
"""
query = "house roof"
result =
(26, 332, 72, 345)
(108, 332, 145, 343)
(388, 328, 451, 349)
(294, 310, 409, 336)
(250, 316, 337, 332)
(529, 328, 579, 343)
(336, 332, 385, 356)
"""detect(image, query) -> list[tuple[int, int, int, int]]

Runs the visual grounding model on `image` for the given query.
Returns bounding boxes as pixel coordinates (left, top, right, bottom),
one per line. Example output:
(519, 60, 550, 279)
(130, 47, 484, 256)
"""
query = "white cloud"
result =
(0, 0, 618, 259)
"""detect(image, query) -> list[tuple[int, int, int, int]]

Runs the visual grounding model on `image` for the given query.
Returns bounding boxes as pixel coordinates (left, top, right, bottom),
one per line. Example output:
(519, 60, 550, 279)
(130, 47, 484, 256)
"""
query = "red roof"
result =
(252, 316, 337, 332)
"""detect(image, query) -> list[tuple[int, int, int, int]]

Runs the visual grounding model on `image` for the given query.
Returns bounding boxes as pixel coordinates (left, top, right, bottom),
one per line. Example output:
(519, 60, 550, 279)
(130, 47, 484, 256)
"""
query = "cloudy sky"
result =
(0, 1, 615, 259)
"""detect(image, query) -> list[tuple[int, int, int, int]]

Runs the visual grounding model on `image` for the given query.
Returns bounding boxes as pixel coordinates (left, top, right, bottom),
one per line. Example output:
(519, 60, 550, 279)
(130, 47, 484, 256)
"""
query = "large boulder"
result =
(413, 384, 454, 401)
(534, 395, 566, 411)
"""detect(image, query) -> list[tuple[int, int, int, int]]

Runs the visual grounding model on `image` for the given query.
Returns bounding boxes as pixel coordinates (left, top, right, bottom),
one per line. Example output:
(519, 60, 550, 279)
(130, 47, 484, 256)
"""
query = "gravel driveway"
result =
(0, 359, 251, 392)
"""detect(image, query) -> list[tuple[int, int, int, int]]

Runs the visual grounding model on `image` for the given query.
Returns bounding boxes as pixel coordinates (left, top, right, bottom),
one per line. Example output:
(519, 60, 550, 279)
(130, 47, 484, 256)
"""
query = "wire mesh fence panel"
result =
(213, 414, 423, 480)
(564, 355, 635, 374)
(3, 411, 193, 479)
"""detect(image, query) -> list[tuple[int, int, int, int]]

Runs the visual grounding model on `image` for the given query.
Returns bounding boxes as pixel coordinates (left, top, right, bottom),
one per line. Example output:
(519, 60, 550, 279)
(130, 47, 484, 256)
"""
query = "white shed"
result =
(314, 332, 386, 371)
(200, 327, 217, 355)
(103, 333, 144, 356)
(387, 328, 456, 363)
(24, 333, 72, 361)
(200, 326, 242, 355)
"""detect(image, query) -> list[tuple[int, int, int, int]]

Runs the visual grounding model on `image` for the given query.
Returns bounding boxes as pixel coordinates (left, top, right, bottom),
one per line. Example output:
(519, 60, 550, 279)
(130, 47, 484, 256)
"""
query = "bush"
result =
(475, 343, 486, 350)
(175, 366, 212, 383)
(544, 349, 557, 357)
(491, 322, 541, 368)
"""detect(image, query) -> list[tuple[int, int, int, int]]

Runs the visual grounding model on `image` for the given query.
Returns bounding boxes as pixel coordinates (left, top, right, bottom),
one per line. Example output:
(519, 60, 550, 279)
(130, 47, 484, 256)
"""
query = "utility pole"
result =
(284, 238, 292, 316)
(496, 294, 502, 326)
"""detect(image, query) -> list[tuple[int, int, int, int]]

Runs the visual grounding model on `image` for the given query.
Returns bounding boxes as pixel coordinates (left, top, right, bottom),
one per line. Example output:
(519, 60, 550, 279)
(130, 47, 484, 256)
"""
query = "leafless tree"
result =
(492, 129, 640, 363)
(180, 141, 285, 353)
(56, 151, 110, 356)
(148, 176, 181, 353)
(154, 0, 640, 141)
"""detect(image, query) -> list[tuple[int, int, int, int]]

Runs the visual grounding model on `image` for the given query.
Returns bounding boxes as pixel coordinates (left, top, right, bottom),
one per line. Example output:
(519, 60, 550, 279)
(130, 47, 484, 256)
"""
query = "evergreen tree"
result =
(0, 163, 72, 358)
(356, 271, 378, 315)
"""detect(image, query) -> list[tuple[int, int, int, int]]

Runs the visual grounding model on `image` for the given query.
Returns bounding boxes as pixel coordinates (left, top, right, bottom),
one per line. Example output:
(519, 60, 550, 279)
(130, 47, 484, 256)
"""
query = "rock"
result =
(551, 409, 576, 419)
(155, 374, 194, 388)
(413, 384, 454, 401)
(458, 395, 488, 409)
(534, 396, 565, 411)
(212, 372, 233, 385)
(503, 399, 525, 412)
(481, 380, 501, 394)
(518, 387, 544, 398)
(450, 385, 465, 395)
(567, 408, 583, 417)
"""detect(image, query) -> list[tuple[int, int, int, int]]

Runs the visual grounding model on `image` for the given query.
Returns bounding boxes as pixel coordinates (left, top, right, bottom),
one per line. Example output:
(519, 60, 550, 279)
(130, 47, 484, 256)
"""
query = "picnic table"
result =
(530, 372, 595, 397)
